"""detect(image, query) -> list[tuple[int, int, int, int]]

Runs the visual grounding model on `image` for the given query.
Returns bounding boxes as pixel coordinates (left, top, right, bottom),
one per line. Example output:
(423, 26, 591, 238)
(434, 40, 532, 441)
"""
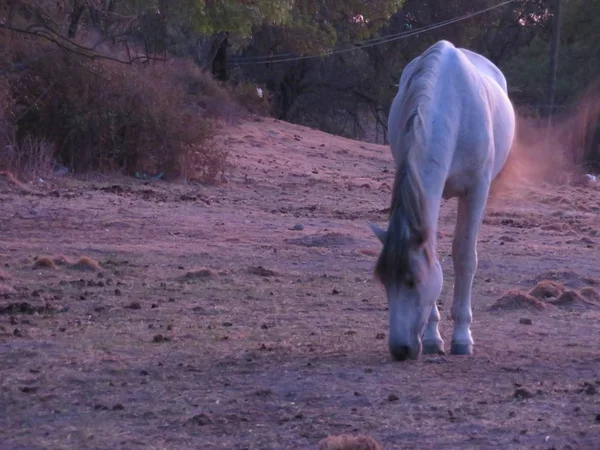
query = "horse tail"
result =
(375, 108, 432, 285)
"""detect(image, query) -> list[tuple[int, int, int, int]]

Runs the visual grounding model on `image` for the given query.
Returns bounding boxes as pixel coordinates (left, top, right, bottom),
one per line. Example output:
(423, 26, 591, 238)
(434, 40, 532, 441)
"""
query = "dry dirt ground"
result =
(1, 116, 600, 450)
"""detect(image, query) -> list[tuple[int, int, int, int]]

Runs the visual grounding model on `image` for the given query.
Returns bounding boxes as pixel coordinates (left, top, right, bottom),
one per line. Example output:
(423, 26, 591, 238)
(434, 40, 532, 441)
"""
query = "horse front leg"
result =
(422, 300, 445, 355)
(450, 183, 489, 355)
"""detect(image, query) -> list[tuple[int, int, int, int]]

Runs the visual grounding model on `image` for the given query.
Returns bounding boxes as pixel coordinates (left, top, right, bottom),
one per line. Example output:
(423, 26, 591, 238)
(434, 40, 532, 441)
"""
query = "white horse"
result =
(370, 40, 515, 361)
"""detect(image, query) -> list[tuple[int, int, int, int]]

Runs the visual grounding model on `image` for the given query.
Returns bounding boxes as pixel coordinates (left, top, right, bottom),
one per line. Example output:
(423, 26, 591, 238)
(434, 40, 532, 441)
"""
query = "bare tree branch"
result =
(0, 23, 165, 65)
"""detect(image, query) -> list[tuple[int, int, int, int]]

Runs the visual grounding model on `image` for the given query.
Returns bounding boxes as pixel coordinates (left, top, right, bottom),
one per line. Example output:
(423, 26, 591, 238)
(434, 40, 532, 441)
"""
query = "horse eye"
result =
(405, 275, 416, 289)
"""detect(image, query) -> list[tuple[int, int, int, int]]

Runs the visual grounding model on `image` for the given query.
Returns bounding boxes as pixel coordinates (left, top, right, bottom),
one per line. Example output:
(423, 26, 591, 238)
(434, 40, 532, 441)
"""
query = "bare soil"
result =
(1, 116, 600, 450)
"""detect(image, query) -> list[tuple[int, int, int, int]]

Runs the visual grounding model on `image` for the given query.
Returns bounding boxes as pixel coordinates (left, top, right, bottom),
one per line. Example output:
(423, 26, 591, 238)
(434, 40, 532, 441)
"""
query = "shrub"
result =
(1, 35, 232, 183)
(230, 80, 273, 117)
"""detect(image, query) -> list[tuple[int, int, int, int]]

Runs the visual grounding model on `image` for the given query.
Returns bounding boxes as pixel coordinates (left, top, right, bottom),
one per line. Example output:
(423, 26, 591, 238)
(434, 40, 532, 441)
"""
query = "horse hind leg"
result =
(450, 181, 490, 356)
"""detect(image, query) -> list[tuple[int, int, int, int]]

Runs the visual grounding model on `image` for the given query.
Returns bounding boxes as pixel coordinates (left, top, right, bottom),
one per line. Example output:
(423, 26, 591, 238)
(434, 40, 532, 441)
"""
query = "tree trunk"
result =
(212, 32, 229, 81)
(545, 0, 563, 115)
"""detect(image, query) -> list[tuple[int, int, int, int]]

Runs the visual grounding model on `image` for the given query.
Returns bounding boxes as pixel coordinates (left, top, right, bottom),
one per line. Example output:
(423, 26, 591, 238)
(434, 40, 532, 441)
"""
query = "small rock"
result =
(375, 333, 385, 340)
(20, 386, 38, 393)
(291, 224, 304, 231)
(260, 323, 269, 330)
(388, 394, 399, 402)
(513, 388, 534, 399)
(112, 403, 124, 411)
(519, 318, 533, 325)
(126, 301, 141, 310)
(580, 382, 597, 395)
(114, 289, 122, 296)
(140, 370, 149, 376)
(94, 404, 109, 410)
(332, 288, 340, 295)
(152, 334, 166, 343)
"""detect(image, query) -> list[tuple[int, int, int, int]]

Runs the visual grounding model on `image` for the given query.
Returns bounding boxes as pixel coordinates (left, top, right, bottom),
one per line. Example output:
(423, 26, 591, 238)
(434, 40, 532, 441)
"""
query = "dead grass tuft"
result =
(318, 434, 383, 450)
(33, 257, 57, 270)
(68, 257, 101, 272)
(490, 290, 548, 311)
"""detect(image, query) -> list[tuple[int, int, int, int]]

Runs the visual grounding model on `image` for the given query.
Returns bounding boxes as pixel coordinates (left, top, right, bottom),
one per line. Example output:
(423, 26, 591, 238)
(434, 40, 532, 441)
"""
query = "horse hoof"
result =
(450, 342, 473, 356)
(422, 340, 445, 355)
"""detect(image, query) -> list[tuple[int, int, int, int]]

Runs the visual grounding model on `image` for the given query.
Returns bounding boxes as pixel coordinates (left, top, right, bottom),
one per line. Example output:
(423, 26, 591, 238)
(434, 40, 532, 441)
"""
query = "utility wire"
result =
(230, 0, 516, 66)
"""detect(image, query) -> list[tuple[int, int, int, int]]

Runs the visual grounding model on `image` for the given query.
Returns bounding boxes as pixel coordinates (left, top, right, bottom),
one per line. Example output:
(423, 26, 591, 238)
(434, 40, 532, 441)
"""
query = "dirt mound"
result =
(318, 434, 383, 450)
(248, 265, 278, 277)
(33, 257, 57, 270)
(68, 257, 101, 271)
(184, 268, 217, 280)
(529, 280, 566, 299)
(548, 290, 600, 312)
(490, 290, 548, 311)
(580, 286, 600, 302)
(533, 270, 598, 289)
(285, 232, 355, 248)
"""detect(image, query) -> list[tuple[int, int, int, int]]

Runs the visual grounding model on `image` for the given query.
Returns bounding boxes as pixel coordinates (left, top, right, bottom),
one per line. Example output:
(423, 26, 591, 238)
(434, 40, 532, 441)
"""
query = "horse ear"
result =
(368, 222, 387, 244)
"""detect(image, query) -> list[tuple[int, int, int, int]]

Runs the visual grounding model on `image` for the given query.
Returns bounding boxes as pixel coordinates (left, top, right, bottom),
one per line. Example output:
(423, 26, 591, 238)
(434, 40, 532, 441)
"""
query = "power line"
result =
(231, 0, 516, 66)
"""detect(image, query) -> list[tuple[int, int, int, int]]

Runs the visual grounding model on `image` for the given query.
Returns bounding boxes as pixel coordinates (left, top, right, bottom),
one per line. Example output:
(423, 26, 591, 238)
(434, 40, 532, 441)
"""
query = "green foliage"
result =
(502, 0, 600, 106)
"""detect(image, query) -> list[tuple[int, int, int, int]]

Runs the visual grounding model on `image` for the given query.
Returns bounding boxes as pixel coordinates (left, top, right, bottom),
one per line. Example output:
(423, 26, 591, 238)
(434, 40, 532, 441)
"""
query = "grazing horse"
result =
(370, 40, 515, 361)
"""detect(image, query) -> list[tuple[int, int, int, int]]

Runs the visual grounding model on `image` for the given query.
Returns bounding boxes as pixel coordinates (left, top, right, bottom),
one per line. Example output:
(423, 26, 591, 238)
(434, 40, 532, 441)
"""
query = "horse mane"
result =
(375, 45, 443, 285)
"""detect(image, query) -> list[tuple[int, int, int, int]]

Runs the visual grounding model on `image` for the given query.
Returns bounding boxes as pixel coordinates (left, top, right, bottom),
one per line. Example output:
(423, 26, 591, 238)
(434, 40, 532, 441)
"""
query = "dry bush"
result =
(230, 80, 273, 117)
(1, 35, 231, 183)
